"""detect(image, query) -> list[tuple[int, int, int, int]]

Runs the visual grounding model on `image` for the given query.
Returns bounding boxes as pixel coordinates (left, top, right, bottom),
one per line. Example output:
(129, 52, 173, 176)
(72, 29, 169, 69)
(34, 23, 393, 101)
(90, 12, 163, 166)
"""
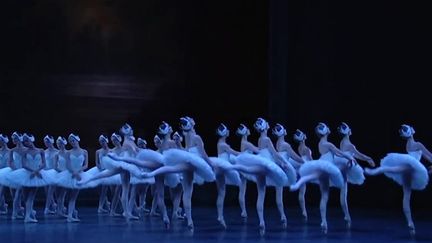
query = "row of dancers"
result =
(0, 118, 431, 235)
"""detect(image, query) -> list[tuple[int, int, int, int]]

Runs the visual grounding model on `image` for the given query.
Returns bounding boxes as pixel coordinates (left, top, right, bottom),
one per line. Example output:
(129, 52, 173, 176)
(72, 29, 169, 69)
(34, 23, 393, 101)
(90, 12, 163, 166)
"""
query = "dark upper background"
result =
(0, 0, 431, 209)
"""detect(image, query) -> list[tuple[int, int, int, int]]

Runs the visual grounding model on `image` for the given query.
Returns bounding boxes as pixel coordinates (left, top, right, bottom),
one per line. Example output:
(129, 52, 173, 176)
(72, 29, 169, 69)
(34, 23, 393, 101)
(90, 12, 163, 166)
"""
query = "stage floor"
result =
(1, 206, 431, 243)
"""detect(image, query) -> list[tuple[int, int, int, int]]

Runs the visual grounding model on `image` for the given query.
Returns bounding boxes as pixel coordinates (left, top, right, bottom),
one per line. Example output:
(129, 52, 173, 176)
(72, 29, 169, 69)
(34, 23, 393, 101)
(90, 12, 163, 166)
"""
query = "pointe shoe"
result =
(408, 222, 416, 236)
(217, 217, 227, 229)
(302, 211, 308, 222)
(44, 208, 55, 215)
(149, 211, 161, 217)
(345, 217, 352, 229)
(289, 185, 299, 192)
(123, 212, 139, 220)
(187, 223, 194, 232)
(98, 208, 109, 214)
(24, 217, 38, 223)
(67, 217, 80, 223)
(164, 218, 170, 229)
(281, 217, 287, 229)
(259, 223, 266, 236)
(364, 168, 375, 176)
(321, 221, 328, 234)
(11, 214, 24, 220)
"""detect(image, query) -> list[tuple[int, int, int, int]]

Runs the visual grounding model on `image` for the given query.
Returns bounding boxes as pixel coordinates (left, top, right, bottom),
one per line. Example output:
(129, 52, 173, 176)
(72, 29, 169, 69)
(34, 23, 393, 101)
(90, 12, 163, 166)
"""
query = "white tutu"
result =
(231, 153, 288, 187)
(164, 173, 182, 188)
(333, 156, 365, 185)
(136, 149, 165, 165)
(162, 148, 215, 184)
(259, 149, 296, 186)
(7, 169, 56, 187)
(0, 167, 13, 187)
(210, 157, 241, 186)
(299, 159, 344, 188)
(380, 152, 428, 190)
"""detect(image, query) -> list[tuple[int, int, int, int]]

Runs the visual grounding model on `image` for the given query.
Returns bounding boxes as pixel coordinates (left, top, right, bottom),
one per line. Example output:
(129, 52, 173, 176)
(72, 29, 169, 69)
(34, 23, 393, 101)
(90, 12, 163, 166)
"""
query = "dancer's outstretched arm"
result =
(95, 150, 102, 170)
(37, 149, 46, 173)
(415, 142, 432, 163)
(220, 143, 240, 156)
(347, 144, 375, 167)
(263, 138, 289, 168)
(242, 141, 260, 154)
(327, 143, 357, 166)
(195, 135, 216, 168)
(282, 142, 305, 164)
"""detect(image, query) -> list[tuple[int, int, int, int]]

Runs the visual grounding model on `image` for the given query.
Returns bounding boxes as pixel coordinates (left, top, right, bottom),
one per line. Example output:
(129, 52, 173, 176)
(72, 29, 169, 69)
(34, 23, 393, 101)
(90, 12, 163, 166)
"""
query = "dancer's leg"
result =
(182, 171, 194, 231)
(256, 175, 266, 234)
(98, 186, 109, 213)
(170, 184, 183, 220)
(402, 173, 415, 234)
(319, 176, 330, 234)
(340, 171, 351, 228)
(239, 176, 247, 218)
(67, 189, 80, 222)
(143, 164, 192, 178)
(110, 186, 121, 216)
(290, 173, 320, 191)
(275, 186, 287, 228)
(299, 184, 307, 220)
(215, 173, 227, 228)
(155, 176, 170, 228)
(24, 188, 37, 223)
(365, 165, 408, 175)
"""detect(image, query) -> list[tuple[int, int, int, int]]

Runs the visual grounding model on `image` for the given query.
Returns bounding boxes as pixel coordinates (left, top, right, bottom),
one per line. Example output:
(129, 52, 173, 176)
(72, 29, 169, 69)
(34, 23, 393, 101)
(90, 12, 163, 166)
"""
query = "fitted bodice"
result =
(0, 151, 9, 168)
(408, 150, 422, 160)
(188, 146, 199, 155)
(57, 153, 67, 171)
(25, 153, 42, 171)
(70, 154, 85, 172)
(319, 151, 334, 162)
(44, 150, 57, 169)
(12, 152, 23, 169)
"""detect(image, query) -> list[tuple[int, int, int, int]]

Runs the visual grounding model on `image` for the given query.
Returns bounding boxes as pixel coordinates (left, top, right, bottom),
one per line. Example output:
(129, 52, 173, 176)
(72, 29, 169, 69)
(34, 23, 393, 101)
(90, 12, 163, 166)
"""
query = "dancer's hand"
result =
(367, 158, 375, 167)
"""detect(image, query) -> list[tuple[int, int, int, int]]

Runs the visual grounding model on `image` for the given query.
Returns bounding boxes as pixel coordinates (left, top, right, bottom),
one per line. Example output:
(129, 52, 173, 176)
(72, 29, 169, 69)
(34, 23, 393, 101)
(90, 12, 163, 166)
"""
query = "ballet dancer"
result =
(43, 135, 59, 215)
(272, 124, 306, 220)
(8, 132, 26, 220)
(211, 123, 242, 229)
(56, 133, 91, 222)
(364, 124, 431, 235)
(253, 118, 297, 228)
(78, 124, 150, 220)
(138, 118, 216, 231)
(133, 137, 151, 214)
(87, 135, 112, 214)
(0, 134, 10, 214)
(335, 122, 375, 228)
(289, 123, 352, 233)
(8, 134, 55, 223)
(54, 136, 69, 217)
(223, 123, 288, 234)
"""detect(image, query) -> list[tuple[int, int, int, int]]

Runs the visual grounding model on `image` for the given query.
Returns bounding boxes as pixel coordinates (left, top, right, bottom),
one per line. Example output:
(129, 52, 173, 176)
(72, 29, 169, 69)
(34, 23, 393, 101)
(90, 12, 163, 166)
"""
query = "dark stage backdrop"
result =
(1, 1, 432, 210)
(268, 0, 432, 209)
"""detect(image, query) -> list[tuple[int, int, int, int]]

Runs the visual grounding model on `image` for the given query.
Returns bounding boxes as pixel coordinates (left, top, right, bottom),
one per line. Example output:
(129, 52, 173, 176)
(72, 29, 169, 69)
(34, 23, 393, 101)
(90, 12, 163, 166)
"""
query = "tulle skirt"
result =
(0, 167, 13, 187)
(7, 168, 57, 187)
(231, 153, 288, 187)
(210, 157, 241, 186)
(101, 157, 144, 178)
(333, 156, 365, 185)
(162, 149, 215, 184)
(380, 153, 429, 190)
(299, 159, 344, 188)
